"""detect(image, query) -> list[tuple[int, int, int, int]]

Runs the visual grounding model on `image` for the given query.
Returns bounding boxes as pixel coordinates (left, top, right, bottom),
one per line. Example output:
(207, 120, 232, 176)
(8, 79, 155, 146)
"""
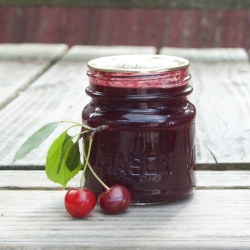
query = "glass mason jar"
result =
(82, 55, 196, 204)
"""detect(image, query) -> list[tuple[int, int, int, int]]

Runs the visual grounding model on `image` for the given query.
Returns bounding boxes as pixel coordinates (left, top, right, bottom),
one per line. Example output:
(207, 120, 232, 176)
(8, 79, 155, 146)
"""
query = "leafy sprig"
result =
(13, 121, 109, 188)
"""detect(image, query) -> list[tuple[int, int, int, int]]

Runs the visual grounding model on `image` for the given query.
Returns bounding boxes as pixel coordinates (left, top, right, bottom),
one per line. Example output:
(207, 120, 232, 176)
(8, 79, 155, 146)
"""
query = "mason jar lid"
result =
(87, 55, 189, 73)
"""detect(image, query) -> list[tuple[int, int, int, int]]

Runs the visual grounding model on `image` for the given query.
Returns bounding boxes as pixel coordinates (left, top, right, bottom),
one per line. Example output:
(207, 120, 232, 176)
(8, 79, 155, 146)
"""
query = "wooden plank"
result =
(0, 189, 250, 249)
(35, 7, 67, 44)
(0, 43, 68, 109)
(64, 8, 93, 46)
(189, 61, 250, 165)
(112, 9, 139, 46)
(1, 0, 250, 10)
(197, 171, 250, 189)
(0, 7, 16, 43)
(0, 43, 68, 60)
(220, 11, 248, 48)
(159, 48, 250, 166)
(22, 7, 40, 43)
(245, 15, 250, 49)
(1, 46, 250, 168)
(0, 170, 82, 189)
(88, 9, 115, 46)
(0, 45, 156, 168)
(1, 170, 250, 190)
(62, 45, 157, 61)
(1, 8, 250, 51)
(159, 47, 249, 62)
(166, 10, 187, 48)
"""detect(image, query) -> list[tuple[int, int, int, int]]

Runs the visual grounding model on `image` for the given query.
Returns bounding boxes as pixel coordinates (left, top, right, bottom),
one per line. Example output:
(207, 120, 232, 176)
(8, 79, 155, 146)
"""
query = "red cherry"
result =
(64, 188, 96, 218)
(98, 184, 132, 214)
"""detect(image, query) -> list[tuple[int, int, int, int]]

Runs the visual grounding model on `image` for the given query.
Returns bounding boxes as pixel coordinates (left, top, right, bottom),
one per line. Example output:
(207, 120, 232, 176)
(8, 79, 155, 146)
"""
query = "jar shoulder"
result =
(82, 101, 196, 128)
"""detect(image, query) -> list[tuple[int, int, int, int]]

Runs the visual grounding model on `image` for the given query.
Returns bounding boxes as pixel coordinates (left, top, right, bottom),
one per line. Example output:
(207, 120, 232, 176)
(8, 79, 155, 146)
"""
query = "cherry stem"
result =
(63, 124, 81, 134)
(60, 120, 91, 130)
(87, 161, 110, 191)
(74, 130, 89, 140)
(80, 136, 110, 191)
(80, 139, 86, 189)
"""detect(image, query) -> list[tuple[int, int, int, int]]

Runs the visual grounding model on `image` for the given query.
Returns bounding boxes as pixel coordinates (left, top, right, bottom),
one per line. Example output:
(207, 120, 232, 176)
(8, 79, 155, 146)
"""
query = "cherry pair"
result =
(64, 184, 131, 218)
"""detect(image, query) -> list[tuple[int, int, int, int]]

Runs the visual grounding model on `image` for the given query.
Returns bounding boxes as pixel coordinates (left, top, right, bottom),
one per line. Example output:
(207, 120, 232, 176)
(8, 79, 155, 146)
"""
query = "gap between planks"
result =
(0, 170, 250, 190)
(2, 163, 250, 171)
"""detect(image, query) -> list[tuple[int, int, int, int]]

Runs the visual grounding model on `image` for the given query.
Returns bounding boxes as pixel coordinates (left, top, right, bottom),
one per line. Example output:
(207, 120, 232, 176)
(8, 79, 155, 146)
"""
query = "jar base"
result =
(130, 186, 195, 205)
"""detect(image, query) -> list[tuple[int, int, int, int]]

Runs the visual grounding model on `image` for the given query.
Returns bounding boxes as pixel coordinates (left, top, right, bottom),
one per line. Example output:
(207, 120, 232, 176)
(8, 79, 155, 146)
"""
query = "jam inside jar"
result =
(82, 55, 196, 204)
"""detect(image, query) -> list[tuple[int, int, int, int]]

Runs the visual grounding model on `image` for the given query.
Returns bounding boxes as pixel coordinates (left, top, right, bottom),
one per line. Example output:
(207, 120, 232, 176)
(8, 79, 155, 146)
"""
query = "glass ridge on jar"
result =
(82, 55, 196, 204)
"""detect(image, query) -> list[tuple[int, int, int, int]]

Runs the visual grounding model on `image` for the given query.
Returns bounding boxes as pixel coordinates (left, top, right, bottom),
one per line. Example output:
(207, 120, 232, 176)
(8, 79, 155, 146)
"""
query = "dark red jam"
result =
(83, 55, 196, 204)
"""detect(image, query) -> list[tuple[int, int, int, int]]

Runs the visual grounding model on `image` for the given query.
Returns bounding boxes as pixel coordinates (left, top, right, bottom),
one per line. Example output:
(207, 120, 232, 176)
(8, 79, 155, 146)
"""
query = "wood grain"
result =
(189, 61, 250, 165)
(62, 45, 157, 61)
(1, 8, 250, 51)
(1, 0, 250, 9)
(0, 43, 68, 60)
(1, 170, 250, 190)
(159, 48, 250, 166)
(0, 44, 68, 109)
(0, 45, 156, 167)
(1, 46, 250, 250)
(1, 47, 250, 168)
(0, 189, 250, 249)
(160, 47, 249, 62)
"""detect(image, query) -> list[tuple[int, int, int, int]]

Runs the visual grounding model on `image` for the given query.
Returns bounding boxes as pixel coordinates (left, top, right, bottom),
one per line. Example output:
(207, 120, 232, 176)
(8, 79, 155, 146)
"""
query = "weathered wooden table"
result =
(0, 44, 250, 249)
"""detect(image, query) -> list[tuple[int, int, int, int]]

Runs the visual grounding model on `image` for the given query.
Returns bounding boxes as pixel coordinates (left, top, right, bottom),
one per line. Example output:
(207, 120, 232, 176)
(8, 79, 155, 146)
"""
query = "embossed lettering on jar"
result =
(83, 55, 196, 204)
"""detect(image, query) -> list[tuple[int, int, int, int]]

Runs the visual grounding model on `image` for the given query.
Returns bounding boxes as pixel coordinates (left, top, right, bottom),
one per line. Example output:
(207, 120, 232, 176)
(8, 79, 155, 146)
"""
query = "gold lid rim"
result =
(87, 55, 190, 73)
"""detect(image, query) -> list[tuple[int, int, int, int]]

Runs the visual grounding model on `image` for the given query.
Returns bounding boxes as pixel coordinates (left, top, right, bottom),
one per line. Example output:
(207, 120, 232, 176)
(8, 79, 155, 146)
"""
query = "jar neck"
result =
(86, 68, 192, 108)
(85, 85, 192, 111)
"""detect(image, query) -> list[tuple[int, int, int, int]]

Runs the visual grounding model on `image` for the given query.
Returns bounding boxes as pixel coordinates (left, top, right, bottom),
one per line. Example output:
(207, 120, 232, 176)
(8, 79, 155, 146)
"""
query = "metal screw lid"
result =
(87, 55, 189, 73)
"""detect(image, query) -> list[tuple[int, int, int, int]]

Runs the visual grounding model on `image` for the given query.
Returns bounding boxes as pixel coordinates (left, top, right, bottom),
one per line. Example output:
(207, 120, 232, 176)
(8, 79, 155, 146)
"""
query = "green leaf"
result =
(45, 130, 82, 187)
(56, 135, 73, 175)
(13, 122, 60, 163)
(66, 140, 81, 172)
